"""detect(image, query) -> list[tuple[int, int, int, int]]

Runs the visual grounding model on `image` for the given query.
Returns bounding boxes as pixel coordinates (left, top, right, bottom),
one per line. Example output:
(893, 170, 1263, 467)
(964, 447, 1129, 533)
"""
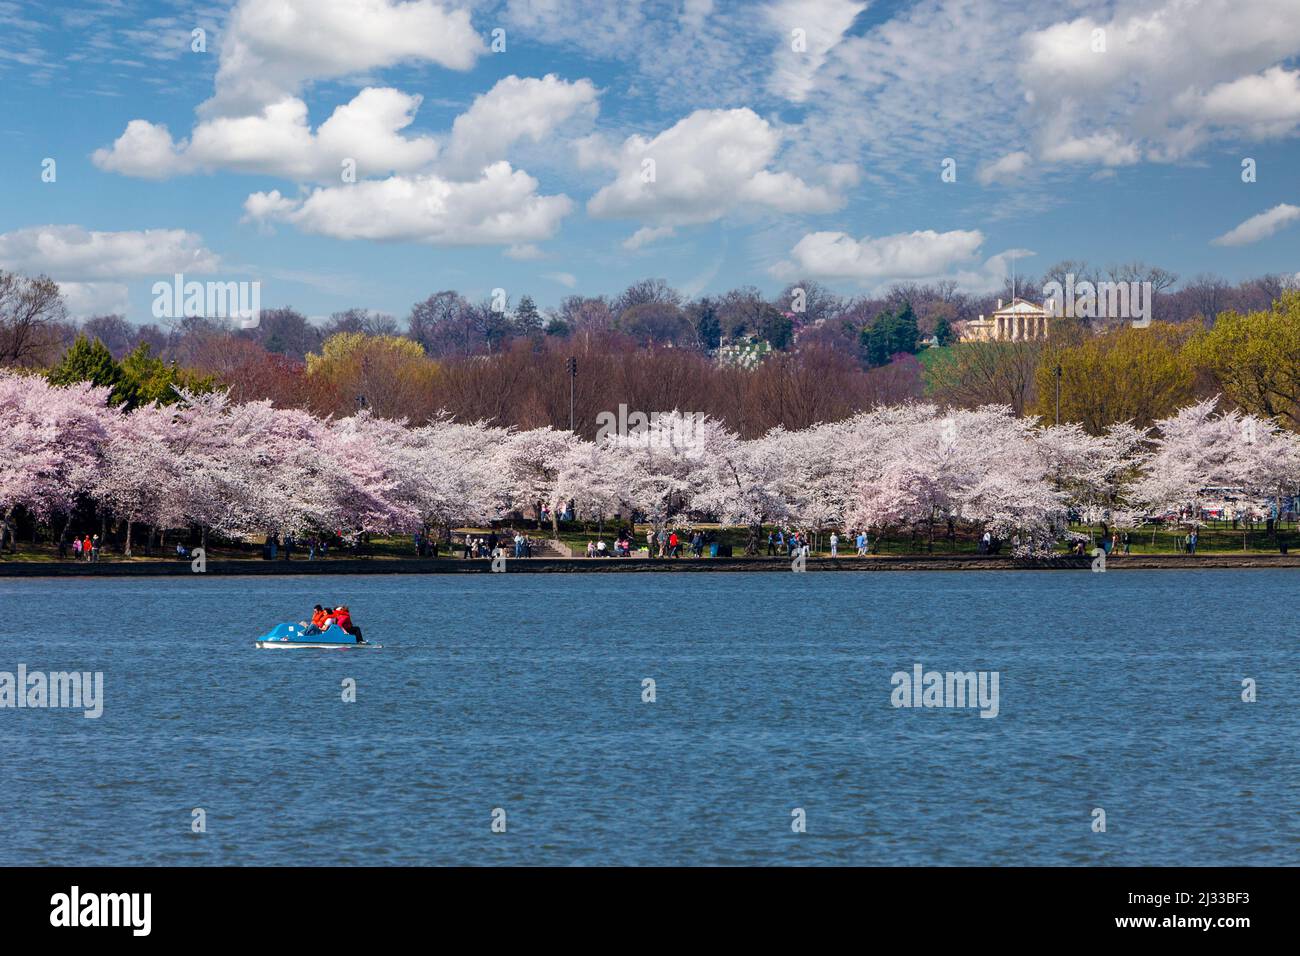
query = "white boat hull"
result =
(254, 641, 382, 649)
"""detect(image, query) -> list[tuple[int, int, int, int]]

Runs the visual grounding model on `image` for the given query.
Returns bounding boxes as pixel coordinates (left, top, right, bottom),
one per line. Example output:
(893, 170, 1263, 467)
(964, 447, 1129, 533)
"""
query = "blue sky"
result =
(1, 0, 1298, 323)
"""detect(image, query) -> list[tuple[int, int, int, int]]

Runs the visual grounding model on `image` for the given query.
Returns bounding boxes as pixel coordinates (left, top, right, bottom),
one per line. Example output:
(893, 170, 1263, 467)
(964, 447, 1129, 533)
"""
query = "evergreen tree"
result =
(116, 343, 214, 409)
(892, 302, 920, 354)
(758, 306, 795, 350)
(693, 301, 722, 351)
(47, 335, 122, 392)
(859, 305, 922, 368)
(47, 335, 211, 408)
(513, 295, 543, 336)
(934, 316, 955, 346)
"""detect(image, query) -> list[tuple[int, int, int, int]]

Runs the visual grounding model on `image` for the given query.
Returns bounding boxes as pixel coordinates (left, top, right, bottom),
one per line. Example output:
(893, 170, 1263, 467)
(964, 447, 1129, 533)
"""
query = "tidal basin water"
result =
(1, 570, 1295, 866)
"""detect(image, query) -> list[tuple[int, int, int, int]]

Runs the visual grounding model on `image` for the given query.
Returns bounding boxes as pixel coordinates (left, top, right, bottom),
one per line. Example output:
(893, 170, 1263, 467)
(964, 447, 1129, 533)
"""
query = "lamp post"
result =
(565, 356, 577, 432)
(1053, 364, 1062, 425)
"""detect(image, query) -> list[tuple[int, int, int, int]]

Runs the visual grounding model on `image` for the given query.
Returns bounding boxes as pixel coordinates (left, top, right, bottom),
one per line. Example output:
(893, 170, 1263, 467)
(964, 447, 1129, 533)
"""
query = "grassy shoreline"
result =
(3, 552, 1299, 576)
(3, 519, 1291, 565)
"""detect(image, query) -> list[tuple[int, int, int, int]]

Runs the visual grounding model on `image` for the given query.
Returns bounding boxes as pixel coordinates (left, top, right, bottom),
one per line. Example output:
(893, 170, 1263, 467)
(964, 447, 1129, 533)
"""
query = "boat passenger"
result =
(333, 606, 364, 643)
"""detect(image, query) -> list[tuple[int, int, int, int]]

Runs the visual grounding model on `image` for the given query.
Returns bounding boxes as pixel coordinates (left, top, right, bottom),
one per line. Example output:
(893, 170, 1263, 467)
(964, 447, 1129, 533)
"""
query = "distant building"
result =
(960, 297, 1051, 342)
(717, 334, 772, 369)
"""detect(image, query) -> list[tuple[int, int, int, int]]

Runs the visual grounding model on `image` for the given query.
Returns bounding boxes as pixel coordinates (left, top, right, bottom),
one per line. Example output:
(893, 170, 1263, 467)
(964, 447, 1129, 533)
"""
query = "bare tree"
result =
(324, 308, 399, 337)
(928, 340, 1044, 415)
(1185, 273, 1231, 324)
(81, 314, 137, 358)
(0, 271, 66, 366)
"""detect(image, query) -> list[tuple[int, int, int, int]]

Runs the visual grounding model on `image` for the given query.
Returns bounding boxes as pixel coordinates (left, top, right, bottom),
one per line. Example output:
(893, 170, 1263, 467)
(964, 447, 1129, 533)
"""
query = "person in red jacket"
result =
(332, 606, 364, 643)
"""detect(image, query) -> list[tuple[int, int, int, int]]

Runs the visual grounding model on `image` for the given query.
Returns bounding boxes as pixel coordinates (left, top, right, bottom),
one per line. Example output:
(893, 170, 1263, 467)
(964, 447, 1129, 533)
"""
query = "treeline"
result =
(2, 266, 1298, 437)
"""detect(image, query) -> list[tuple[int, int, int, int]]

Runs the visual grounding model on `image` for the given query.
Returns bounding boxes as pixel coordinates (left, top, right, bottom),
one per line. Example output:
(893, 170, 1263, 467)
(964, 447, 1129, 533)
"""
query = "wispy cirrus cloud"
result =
(1211, 204, 1300, 246)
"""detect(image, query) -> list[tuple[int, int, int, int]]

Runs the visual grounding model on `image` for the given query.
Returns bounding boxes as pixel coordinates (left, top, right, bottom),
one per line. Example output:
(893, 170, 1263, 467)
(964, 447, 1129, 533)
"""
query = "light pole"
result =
(1053, 364, 1062, 425)
(565, 356, 577, 432)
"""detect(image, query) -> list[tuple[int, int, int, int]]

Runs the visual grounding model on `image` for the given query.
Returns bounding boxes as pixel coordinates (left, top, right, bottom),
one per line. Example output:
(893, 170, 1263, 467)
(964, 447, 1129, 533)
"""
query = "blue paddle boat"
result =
(254, 622, 380, 650)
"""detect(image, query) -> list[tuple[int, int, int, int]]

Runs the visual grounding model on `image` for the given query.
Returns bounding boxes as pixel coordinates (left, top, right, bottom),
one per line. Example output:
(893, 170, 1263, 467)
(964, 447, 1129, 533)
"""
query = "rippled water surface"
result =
(1, 570, 1295, 865)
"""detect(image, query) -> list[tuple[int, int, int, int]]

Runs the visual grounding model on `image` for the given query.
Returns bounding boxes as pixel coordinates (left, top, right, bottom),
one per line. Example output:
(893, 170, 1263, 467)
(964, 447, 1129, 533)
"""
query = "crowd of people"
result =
(574, 527, 876, 559)
(58, 534, 102, 561)
(460, 530, 537, 559)
(583, 528, 697, 557)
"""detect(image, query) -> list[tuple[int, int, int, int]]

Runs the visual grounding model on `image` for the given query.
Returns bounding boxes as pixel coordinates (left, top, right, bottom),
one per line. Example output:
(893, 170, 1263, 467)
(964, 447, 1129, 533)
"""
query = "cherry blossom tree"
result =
(553, 439, 629, 530)
(11, 365, 1300, 561)
(502, 426, 580, 535)
(695, 424, 790, 554)
(600, 411, 733, 539)
(91, 403, 185, 555)
(403, 417, 514, 540)
(0, 371, 109, 552)
(1129, 398, 1243, 532)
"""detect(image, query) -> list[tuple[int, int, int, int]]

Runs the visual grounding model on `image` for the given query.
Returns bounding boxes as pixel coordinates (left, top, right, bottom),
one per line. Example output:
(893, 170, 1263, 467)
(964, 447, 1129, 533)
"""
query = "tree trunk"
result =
(125, 519, 133, 558)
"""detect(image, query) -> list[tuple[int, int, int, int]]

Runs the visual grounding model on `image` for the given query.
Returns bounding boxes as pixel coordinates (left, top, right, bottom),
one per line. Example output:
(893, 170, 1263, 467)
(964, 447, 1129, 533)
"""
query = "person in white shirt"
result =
(830, 532, 839, 557)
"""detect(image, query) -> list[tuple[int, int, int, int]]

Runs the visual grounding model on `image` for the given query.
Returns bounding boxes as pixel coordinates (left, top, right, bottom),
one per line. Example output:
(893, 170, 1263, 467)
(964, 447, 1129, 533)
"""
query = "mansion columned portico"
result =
(960, 298, 1050, 342)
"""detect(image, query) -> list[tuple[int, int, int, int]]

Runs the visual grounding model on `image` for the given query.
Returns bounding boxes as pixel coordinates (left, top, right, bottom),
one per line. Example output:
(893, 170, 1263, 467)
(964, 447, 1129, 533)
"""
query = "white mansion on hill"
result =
(960, 297, 1051, 342)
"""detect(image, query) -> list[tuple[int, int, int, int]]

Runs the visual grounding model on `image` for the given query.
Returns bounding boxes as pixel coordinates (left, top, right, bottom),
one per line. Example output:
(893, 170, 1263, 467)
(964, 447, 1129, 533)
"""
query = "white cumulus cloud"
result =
(587, 108, 843, 239)
(774, 228, 985, 281)
(243, 163, 574, 245)
(0, 225, 220, 279)
(205, 0, 483, 116)
(95, 88, 440, 182)
(440, 74, 599, 178)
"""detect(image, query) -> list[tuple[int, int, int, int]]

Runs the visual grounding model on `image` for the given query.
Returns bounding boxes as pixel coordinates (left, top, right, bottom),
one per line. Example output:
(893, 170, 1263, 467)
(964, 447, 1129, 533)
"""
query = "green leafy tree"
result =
(1188, 291, 1300, 429)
